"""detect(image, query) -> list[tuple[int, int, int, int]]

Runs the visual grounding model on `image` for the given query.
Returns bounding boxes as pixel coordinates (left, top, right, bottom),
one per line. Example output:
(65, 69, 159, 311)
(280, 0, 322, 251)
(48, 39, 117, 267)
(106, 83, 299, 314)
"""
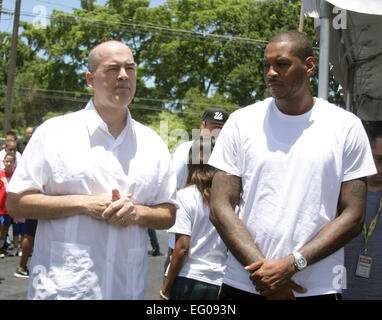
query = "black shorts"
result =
(218, 283, 342, 301)
(26, 219, 37, 237)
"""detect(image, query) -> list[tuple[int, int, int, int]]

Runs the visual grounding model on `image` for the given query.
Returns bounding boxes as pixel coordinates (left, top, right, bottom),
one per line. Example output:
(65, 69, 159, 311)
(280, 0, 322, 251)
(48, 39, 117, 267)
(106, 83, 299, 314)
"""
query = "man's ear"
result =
(305, 56, 316, 77)
(86, 71, 94, 89)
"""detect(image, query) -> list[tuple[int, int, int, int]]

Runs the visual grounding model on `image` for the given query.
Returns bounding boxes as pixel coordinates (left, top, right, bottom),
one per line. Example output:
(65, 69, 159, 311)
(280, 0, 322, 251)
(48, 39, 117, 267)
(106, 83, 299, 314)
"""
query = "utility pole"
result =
(3, 0, 21, 136)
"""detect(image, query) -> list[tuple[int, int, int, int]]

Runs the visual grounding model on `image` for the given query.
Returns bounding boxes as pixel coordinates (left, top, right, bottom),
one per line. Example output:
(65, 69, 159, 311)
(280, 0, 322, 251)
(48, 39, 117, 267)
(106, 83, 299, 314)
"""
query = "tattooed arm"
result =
(209, 170, 265, 266)
(249, 177, 367, 297)
(298, 177, 367, 265)
(210, 170, 304, 299)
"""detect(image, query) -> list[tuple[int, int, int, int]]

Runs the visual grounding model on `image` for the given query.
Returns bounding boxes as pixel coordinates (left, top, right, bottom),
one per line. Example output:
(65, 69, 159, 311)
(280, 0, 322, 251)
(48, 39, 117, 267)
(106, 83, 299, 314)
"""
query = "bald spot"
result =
(88, 40, 132, 73)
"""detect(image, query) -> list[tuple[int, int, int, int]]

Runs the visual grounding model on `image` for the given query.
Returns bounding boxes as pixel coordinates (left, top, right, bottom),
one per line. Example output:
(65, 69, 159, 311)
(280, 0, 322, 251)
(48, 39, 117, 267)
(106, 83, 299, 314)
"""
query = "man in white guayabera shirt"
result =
(6, 40, 177, 300)
(208, 30, 377, 300)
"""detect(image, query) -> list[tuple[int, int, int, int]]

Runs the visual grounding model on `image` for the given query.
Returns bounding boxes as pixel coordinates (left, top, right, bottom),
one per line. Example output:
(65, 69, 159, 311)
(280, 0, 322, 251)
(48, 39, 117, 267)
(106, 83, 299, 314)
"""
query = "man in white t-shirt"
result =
(6, 41, 177, 299)
(208, 30, 377, 300)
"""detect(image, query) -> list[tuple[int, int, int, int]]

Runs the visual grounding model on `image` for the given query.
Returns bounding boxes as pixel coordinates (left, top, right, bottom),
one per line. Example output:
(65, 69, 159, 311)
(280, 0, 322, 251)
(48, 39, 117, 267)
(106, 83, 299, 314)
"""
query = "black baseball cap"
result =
(202, 107, 229, 125)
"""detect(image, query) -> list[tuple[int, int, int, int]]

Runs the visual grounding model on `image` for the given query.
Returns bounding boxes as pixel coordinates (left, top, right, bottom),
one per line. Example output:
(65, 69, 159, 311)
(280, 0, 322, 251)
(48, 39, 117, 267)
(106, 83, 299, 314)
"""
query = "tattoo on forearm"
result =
(301, 178, 367, 266)
(210, 170, 264, 266)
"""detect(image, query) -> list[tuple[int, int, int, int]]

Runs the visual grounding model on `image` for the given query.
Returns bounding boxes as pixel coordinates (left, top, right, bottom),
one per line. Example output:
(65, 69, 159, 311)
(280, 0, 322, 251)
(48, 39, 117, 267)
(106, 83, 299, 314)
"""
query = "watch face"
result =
(297, 257, 307, 269)
(293, 252, 307, 270)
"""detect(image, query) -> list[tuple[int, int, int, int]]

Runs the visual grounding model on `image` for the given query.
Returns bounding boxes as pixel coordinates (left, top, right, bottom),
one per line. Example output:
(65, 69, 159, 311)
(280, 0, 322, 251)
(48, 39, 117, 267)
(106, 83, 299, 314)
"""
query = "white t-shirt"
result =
(166, 185, 227, 286)
(172, 140, 193, 189)
(7, 100, 178, 300)
(208, 97, 377, 297)
(167, 140, 193, 250)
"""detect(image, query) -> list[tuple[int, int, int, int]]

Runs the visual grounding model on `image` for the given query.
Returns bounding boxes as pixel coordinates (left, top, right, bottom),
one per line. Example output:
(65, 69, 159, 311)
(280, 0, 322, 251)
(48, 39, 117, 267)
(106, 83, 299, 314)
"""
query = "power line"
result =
(14, 86, 240, 110)
(3, 1, 320, 50)
(0, 85, 240, 112)
(7, 7, 270, 46)
(35, 0, 82, 11)
(11, 7, 320, 50)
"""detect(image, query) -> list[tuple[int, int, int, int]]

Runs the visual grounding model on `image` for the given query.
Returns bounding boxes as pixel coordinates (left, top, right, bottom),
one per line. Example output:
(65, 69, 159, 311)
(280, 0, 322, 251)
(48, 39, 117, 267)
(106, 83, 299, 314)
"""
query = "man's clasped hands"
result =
(86, 189, 137, 227)
(245, 256, 307, 300)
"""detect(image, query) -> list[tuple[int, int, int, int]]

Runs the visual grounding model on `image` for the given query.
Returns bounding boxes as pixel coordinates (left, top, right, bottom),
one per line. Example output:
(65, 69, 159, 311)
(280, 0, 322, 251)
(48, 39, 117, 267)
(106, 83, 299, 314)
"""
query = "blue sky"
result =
(0, 0, 166, 33)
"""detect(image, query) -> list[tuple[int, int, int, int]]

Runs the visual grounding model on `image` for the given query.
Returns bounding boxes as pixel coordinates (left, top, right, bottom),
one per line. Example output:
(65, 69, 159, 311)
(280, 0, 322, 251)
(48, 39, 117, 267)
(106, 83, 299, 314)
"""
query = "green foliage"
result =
(145, 109, 188, 153)
(0, 31, 56, 130)
(2, 0, 345, 142)
(42, 111, 74, 121)
(180, 87, 237, 134)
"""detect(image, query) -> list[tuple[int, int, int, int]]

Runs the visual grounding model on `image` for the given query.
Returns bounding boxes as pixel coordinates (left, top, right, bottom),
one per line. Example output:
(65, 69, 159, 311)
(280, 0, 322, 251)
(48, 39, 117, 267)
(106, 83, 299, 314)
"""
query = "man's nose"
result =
(118, 67, 129, 79)
(267, 65, 279, 77)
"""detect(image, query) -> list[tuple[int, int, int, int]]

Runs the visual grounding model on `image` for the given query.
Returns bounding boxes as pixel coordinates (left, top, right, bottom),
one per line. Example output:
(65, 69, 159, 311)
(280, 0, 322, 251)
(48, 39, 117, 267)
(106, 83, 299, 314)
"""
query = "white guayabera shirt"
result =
(8, 100, 178, 300)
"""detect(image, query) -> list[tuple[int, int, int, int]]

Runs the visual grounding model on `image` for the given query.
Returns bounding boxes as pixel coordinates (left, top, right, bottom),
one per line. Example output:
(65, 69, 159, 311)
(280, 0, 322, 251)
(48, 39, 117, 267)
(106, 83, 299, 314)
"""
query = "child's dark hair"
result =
(4, 152, 16, 161)
(186, 135, 216, 203)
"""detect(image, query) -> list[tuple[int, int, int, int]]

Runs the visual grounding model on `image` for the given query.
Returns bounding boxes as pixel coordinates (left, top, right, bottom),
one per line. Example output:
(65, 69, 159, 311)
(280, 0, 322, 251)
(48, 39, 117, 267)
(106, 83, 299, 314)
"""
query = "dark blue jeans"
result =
(147, 228, 159, 248)
(170, 276, 220, 300)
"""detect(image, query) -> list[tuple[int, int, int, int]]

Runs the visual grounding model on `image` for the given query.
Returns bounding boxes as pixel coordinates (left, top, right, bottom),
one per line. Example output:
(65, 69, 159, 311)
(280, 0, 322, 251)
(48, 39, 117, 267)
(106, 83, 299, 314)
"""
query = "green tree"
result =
(0, 32, 52, 132)
(9, 0, 344, 140)
(146, 109, 188, 153)
(137, 0, 318, 107)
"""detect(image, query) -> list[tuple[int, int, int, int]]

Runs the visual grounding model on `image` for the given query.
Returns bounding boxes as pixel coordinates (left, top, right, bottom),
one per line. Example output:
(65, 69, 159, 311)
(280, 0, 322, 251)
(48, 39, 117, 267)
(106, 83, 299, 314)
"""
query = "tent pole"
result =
(318, 0, 332, 100)
(346, 91, 351, 112)
(345, 65, 355, 113)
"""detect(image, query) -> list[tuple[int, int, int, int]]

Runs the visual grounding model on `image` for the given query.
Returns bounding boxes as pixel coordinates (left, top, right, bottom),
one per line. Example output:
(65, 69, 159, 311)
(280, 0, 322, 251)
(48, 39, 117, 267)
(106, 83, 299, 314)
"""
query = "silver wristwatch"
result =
(292, 252, 307, 271)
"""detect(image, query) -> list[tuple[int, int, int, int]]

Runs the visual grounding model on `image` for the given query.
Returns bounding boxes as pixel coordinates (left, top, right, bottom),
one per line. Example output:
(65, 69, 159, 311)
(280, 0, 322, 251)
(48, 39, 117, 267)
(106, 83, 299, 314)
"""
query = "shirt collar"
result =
(84, 99, 132, 138)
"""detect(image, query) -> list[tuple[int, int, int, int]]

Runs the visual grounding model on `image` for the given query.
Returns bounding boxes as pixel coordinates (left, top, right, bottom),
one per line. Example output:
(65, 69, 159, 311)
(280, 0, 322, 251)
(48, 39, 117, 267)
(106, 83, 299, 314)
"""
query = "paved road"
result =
(0, 229, 169, 300)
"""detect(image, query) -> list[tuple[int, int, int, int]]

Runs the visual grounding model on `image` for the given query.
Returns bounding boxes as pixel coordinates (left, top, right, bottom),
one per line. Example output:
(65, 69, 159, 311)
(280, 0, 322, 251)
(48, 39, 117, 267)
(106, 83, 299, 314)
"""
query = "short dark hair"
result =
(4, 152, 16, 161)
(269, 30, 314, 61)
(366, 122, 382, 148)
(5, 131, 17, 140)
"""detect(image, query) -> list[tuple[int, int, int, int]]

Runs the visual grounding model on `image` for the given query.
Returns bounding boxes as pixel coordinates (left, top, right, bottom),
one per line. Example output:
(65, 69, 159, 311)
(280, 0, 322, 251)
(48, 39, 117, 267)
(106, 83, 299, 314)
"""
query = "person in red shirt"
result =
(0, 153, 16, 258)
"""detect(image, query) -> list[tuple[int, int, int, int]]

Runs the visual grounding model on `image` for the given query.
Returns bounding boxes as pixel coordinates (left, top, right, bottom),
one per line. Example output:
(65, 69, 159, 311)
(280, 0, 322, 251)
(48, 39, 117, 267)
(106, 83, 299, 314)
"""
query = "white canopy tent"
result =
(302, 0, 382, 120)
